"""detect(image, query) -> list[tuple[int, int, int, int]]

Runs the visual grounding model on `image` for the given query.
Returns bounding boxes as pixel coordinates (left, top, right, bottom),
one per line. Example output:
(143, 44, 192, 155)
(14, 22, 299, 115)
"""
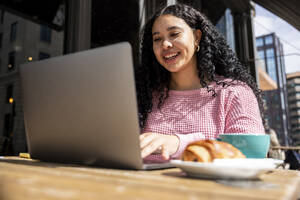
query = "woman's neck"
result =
(169, 68, 202, 91)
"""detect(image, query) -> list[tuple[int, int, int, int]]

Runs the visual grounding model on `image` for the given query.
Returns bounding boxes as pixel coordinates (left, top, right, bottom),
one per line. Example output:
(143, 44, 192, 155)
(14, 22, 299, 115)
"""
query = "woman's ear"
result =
(194, 29, 202, 44)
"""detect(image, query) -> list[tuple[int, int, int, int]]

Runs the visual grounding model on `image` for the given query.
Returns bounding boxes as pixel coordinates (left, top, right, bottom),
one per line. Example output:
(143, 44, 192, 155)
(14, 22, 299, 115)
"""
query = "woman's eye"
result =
(170, 32, 180, 37)
(153, 37, 161, 42)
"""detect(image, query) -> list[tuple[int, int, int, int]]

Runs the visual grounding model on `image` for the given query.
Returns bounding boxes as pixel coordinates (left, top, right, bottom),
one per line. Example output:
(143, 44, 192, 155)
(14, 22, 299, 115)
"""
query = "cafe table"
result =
(0, 156, 300, 200)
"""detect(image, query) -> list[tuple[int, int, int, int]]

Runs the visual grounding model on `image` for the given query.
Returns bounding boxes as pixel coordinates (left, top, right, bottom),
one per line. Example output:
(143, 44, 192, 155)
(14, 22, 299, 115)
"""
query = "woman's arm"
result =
(224, 85, 265, 134)
(171, 132, 206, 158)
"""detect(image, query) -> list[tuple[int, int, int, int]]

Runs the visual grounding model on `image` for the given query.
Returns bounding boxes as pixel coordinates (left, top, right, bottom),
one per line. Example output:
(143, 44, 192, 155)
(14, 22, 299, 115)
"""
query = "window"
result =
(258, 50, 265, 59)
(6, 84, 13, 104)
(265, 35, 273, 45)
(216, 9, 235, 51)
(10, 22, 17, 42)
(266, 48, 277, 83)
(257, 50, 266, 71)
(267, 63, 277, 82)
(8, 51, 16, 71)
(40, 25, 51, 43)
(266, 47, 274, 59)
(39, 52, 50, 60)
(256, 37, 263, 46)
(216, 15, 226, 37)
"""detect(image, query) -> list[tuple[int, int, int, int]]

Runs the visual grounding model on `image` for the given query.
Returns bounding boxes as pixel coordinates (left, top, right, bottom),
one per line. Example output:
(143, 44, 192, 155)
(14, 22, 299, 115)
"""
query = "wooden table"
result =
(0, 157, 300, 200)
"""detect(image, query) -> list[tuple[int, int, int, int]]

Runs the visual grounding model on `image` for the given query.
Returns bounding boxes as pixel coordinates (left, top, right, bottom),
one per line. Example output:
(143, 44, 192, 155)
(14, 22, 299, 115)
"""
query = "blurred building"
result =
(255, 48, 277, 91)
(0, 0, 299, 154)
(0, 9, 64, 154)
(256, 33, 290, 145)
(257, 67, 277, 91)
(287, 72, 300, 146)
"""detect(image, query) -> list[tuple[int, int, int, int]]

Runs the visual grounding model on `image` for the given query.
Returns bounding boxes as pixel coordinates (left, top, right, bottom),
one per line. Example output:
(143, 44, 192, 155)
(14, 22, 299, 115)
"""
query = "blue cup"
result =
(218, 134, 270, 158)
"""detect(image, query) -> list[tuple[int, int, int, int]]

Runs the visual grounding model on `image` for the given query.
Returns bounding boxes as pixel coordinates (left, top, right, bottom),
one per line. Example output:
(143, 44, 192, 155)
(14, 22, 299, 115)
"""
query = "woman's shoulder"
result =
(213, 76, 254, 96)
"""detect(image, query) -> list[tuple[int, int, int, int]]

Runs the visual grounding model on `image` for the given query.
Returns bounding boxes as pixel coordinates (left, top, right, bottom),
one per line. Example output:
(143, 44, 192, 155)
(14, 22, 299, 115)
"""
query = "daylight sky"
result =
(254, 4, 300, 74)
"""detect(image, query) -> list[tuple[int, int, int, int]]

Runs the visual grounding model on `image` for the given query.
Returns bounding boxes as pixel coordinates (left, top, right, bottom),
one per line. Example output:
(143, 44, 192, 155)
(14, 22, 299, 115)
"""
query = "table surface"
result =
(0, 157, 300, 200)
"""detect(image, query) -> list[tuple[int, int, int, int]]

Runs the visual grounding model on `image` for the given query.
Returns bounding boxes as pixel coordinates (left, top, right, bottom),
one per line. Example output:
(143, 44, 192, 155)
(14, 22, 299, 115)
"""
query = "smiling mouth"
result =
(163, 52, 180, 62)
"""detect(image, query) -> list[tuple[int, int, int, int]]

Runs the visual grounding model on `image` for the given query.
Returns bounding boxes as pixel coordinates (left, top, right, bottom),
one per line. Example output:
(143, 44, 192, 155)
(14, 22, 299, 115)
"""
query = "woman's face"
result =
(152, 14, 201, 73)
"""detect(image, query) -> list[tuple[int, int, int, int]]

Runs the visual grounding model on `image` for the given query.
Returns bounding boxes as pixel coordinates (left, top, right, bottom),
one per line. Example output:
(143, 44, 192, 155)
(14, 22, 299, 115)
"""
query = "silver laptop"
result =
(19, 42, 172, 170)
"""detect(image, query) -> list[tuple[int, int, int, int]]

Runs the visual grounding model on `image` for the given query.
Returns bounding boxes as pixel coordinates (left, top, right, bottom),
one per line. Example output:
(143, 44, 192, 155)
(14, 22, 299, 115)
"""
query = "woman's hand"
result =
(140, 132, 179, 160)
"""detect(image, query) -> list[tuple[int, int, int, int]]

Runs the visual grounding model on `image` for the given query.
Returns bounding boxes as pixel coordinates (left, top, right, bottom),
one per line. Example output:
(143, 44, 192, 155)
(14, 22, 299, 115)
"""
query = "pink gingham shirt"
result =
(142, 79, 265, 162)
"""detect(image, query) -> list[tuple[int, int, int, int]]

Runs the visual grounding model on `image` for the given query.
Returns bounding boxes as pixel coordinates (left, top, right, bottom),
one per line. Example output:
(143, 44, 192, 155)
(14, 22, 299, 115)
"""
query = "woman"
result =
(135, 4, 265, 162)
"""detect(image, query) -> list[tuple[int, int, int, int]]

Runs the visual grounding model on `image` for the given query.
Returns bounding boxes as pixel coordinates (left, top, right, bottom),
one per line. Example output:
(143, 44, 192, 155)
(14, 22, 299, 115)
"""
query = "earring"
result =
(196, 45, 200, 52)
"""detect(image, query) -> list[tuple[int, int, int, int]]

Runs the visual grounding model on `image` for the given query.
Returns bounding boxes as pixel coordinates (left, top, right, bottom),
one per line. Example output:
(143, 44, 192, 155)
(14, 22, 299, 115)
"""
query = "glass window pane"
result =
(256, 37, 263, 46)
(266, 48, 277, 83)
(216, 9, 235, 51)
(39, 52, 50, 60)
(8, 51, 15, 71)
(40, 25, 52, 43)
(265, 35, 273, 45)
(258, 50, 264, 59)
(257, 50, 266, 71)
(10, 22, 17, 41)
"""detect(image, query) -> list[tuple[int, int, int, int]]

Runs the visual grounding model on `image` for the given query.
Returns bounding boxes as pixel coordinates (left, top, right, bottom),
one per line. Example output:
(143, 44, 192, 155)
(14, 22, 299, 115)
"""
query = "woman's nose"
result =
(162, 40, 172, 49)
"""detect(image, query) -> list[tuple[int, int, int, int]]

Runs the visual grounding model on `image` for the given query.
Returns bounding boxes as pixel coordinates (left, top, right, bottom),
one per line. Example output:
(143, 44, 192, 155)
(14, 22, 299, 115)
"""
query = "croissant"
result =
(182, 140, 245, 162)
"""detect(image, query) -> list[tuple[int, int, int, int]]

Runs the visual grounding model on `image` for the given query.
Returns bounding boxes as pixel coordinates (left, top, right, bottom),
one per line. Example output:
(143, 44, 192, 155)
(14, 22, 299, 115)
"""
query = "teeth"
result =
(164, 53, 178, 59)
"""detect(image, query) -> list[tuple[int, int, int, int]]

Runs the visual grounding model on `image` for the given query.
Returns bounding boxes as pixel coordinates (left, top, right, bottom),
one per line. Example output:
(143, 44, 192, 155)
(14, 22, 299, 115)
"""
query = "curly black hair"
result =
(135, 4, 265, 129)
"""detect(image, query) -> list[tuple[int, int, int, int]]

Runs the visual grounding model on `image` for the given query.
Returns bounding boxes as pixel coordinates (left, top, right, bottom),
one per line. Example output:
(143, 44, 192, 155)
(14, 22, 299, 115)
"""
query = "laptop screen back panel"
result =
(20, 42, 143, 169)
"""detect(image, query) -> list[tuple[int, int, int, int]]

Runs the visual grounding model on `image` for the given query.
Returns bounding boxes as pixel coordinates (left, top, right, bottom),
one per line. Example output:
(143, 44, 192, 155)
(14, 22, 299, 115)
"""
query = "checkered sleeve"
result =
(224, 85, 265, 134)
(171, 132, 206, 159)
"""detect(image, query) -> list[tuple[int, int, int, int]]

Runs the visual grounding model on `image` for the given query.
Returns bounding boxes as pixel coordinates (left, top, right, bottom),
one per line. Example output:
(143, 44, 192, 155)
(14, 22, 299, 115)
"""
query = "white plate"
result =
(170, 159, 283, 180)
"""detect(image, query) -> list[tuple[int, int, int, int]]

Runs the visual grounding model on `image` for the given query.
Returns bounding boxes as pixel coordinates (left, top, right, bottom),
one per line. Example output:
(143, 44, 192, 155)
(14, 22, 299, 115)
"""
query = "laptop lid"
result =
(20, 42, 151, 169)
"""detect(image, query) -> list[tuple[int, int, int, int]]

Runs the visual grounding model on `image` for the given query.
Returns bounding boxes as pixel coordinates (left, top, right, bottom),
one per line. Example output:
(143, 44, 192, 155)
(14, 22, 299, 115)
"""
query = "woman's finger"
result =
(140, 133, 156, 149)
(139, 132, 152, 141)
(161, 145, 170, 160)
(141, 138, 164, 158)
(153, 145, 162, 154)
